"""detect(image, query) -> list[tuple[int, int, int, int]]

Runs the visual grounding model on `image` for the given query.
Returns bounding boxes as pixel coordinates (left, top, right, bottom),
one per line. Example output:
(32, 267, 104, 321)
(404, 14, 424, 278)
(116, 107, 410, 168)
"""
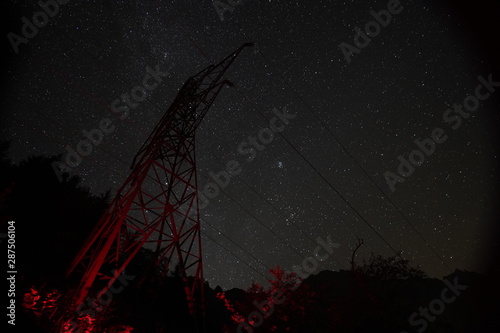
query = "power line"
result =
(201, 218, 273, 272)
(170, 25, 404, 261)
(237, 27, 453, 272)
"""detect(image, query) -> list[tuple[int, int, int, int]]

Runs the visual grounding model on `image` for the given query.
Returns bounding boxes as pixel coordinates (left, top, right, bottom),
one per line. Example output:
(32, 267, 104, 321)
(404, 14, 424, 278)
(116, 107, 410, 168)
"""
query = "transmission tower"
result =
(65, 43, 253, 325)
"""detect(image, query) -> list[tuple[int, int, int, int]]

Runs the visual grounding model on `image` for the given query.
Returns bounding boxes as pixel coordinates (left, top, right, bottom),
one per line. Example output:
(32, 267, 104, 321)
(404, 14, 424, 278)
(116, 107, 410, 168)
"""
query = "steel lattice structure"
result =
(65, 43, 253, 320)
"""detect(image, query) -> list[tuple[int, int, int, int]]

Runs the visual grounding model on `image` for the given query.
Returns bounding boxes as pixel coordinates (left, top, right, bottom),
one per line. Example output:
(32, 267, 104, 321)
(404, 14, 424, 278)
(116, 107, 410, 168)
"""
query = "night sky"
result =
(2, 0, 500, 290)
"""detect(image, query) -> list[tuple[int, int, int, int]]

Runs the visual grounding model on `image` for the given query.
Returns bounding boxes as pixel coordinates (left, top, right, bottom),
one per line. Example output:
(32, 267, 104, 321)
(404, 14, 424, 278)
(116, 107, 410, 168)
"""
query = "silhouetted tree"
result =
(359, 252, 427, 280)
(0, 149, 110, 287)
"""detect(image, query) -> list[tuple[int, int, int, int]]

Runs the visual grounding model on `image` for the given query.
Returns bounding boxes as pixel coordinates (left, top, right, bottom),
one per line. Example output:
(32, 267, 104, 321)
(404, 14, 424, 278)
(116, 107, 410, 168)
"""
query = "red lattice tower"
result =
(65, 43, 253, 320)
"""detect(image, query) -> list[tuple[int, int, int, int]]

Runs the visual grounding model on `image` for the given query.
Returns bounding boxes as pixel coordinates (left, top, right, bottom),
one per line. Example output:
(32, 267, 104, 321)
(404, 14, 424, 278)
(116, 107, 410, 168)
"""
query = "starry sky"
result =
(2, 0, 500, 289)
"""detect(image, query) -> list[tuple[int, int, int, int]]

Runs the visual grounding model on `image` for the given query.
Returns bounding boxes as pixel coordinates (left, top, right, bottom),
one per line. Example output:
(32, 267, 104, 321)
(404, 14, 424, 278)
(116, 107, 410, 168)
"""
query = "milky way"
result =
(3, 0, 500, 289)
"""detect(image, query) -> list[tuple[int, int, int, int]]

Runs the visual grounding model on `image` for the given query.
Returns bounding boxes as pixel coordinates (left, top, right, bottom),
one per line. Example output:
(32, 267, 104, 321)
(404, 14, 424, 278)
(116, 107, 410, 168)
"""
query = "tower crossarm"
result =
(131, 42, 254, 170)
